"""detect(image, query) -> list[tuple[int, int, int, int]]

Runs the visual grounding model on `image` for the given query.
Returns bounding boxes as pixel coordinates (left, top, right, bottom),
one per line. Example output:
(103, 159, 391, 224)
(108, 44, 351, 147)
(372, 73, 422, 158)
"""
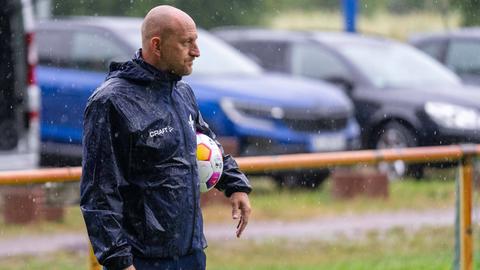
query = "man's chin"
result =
(182, 68, 193, 76)
(171, 68, 192, 76)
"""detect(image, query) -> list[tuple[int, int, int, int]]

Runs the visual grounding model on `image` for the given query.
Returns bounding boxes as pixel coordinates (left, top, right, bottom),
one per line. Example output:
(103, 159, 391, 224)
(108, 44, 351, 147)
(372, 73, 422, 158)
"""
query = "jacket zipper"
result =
(170, 81, 197, 254)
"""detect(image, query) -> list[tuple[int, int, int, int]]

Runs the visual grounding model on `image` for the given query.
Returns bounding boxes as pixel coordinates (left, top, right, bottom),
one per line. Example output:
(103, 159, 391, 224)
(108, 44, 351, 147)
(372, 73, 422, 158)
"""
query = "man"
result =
(80, 5, 252, 270)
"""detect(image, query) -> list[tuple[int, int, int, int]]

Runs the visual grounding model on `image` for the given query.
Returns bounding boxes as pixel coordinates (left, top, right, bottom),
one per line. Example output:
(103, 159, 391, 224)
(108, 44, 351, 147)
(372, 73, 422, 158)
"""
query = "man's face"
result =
(160, 22, 200, 76)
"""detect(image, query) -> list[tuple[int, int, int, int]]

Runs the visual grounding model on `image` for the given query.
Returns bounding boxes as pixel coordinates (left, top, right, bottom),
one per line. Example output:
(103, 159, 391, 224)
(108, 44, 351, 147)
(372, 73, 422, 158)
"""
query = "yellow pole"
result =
(89, 244, 102, 270)
(460, 156, 474, 270)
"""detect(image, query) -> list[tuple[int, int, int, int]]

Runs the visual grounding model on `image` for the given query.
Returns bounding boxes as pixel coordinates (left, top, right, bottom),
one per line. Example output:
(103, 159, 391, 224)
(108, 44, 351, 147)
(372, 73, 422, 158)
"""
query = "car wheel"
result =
(374, 122, 424, 180)
(273, 170, 330, 189)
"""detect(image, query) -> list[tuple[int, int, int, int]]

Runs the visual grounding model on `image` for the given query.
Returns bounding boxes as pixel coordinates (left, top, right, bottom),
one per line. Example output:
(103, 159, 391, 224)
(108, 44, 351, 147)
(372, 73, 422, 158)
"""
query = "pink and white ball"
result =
(196, 133, 223, 193)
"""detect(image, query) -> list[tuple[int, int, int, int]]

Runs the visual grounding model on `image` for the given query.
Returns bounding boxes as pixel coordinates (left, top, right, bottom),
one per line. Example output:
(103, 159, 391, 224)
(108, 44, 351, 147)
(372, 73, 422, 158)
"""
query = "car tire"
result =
(273, 169, 329, 189)
(374, 121, 424, 180)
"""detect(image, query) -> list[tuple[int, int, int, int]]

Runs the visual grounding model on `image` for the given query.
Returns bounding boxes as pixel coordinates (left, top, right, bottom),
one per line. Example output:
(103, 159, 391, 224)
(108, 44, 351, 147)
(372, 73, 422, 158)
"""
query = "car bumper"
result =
(236, 118, 361, 156)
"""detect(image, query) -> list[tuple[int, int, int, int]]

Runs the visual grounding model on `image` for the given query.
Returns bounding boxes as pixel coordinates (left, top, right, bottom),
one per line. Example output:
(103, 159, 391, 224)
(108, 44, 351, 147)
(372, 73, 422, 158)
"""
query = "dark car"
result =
(35, 17, 361, 188)
(214, 28, 480, 178)
(0, 0, 40, 170)
(409, 28, 480, 86)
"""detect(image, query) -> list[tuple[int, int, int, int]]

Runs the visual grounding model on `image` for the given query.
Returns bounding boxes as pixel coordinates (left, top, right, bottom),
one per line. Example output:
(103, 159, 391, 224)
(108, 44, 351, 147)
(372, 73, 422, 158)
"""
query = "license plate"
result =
(310, 135, 346, 152)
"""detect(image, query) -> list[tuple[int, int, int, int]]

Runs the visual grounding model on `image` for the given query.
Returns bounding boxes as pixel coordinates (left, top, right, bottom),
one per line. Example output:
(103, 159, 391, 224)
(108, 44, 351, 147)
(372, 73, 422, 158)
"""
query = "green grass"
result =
(206, 226, 459, 270)
(0, 251, 86, 270)
(2, 226, 477, 270)
(203, 171, 457, 222)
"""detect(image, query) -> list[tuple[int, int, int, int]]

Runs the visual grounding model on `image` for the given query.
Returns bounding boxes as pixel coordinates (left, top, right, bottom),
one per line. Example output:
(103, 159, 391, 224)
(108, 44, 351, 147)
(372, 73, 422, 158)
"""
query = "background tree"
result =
(174, 0, 268, 29)
(49, 0, 268, 29)
(451, 0, 480, 26)
(46, 0, 480, 29)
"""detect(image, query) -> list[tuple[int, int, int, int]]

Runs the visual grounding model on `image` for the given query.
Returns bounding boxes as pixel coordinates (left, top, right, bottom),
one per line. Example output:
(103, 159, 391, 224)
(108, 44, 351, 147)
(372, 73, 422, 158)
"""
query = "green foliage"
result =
(359, 0, 386, 17)
(50, 0, 269, 29)
(451, 0, 480, 26)
(386, 0, 426, 14)
(51, 0, 138, 16)
(172, 0, 268, 29)
(48, 0, 475, 29)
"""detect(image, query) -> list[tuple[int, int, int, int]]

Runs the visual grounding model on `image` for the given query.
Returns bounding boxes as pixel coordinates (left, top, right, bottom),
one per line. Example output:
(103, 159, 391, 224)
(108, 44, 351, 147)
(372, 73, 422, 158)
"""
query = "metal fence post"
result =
(460, 155, 474, 270)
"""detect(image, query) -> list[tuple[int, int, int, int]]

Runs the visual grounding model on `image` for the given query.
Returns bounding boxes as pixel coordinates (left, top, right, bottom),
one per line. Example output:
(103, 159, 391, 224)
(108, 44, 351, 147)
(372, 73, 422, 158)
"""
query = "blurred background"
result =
(34, 0, 480, 36)
(2, 0, 480, 269)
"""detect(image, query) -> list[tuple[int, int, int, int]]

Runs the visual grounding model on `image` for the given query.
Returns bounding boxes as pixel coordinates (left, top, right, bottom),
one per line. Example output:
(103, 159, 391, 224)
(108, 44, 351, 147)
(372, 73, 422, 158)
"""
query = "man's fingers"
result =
(236, 216, 248, 238)
(236, 205, 251, 237)
(236, 219, 243, 237)
(230, 192, 251, 237)
(236, 217, 241, 229)
(231, 200, 240, 219)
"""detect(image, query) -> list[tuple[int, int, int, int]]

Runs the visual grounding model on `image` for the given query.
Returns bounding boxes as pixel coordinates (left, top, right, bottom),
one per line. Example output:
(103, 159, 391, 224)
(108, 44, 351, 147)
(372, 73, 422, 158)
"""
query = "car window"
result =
(446, 39, 480, 75)
(71, 31, 128, 71)
(291, 42, 350, 80)
(337, 42, 460, 88)
(37, 29, 72, 68)
(233, 41, 289, 73)
(416, 40, 445, 61)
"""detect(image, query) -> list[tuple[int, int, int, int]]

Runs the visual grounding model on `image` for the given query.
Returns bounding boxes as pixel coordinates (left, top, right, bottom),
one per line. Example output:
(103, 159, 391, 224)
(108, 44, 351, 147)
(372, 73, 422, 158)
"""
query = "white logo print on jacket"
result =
(149, 126, 174, 138)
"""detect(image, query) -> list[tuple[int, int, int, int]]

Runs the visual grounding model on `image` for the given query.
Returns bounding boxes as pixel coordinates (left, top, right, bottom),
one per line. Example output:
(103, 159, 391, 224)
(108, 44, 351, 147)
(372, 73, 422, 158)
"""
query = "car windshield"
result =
(121, 27, 262, 76)
(337, 42, 461, 88)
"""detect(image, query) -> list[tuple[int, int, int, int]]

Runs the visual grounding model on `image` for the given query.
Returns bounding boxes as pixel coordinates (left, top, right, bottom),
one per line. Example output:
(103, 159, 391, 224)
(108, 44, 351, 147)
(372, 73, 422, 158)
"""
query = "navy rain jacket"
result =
(80, 52, 252, 270)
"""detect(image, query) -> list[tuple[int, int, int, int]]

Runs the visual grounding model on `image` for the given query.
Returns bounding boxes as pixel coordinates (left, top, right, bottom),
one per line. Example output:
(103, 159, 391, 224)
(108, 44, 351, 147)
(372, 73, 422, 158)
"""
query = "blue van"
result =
(36, 17, 360, 187)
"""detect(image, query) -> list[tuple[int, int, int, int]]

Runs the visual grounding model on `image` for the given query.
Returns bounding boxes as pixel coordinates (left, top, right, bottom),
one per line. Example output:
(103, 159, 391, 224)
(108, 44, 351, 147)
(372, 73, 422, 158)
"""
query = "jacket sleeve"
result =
(195, 111, 252, 197)
(80, 98, 133, 270)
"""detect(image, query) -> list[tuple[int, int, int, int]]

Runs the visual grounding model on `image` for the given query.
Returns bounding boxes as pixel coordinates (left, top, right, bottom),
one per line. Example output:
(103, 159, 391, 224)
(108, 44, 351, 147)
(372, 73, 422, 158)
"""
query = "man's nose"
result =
(191, 43, 200, 57)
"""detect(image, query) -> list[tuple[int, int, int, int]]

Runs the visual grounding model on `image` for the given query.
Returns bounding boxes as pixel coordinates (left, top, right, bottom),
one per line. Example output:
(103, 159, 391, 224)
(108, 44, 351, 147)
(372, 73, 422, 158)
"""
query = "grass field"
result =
(206, 226, 460, 270)
(0, 167, 474, 269)
(1, 226, 478, 270)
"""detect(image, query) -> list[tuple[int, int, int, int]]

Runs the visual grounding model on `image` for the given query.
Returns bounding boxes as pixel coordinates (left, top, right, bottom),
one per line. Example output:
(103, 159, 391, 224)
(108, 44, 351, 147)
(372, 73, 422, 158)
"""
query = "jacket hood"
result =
(106, 49, 181, 83)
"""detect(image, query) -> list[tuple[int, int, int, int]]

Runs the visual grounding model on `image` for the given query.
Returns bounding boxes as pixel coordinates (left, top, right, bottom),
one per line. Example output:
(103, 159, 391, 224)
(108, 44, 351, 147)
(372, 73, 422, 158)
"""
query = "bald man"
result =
(80, 5, 252, 270)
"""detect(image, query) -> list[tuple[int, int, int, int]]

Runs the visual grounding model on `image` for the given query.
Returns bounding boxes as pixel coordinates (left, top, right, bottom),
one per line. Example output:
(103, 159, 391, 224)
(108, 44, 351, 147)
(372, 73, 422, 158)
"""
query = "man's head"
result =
(141, 5, 200, 76)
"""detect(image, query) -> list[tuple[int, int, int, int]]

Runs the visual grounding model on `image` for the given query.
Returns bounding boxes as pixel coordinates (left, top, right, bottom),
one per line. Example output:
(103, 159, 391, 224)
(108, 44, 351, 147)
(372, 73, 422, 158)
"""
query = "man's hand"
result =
(230, 192, 251, 238)
(123, 265, 136, 270)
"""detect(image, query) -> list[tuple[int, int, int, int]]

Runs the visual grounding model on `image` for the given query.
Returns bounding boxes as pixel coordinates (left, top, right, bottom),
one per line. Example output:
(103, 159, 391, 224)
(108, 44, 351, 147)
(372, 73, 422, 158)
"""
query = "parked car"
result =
(35, 17, 360, 188)
(0, 0, 40, 170)
(214, 27, 480, 178)
(409, 28, 480, 86)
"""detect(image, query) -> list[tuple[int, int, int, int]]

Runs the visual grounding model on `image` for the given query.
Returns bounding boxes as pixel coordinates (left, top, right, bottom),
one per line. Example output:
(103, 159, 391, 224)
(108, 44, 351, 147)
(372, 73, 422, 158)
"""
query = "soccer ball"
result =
(196, 133, 223, 193)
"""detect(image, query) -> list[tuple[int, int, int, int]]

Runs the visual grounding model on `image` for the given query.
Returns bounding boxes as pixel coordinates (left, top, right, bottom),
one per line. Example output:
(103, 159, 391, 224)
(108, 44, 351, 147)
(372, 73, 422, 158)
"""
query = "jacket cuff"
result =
(224, 186, 252, 197)
(103, 255, 133, 270)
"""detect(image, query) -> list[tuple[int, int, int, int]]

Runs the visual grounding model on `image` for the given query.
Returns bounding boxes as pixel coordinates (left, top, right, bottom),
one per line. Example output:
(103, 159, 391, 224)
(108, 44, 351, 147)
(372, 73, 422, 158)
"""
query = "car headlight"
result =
(424, 101, 480, 130)
(220, 98, 278, 130)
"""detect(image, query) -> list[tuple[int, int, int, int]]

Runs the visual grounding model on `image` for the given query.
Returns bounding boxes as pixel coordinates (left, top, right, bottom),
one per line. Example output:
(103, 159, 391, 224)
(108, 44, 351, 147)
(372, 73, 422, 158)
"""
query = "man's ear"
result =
(151, 37, 161, 56)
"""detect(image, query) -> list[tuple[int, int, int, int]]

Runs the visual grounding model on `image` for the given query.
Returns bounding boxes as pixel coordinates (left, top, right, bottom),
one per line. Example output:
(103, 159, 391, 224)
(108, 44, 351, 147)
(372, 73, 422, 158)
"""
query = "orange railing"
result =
(0, 144, 477, 270)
